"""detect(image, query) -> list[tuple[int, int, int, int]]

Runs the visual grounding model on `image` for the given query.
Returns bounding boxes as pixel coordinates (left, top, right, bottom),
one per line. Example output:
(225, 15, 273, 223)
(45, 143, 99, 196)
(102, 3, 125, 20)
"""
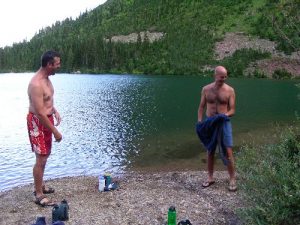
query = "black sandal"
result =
(202, 180, 215, 188)
(33, 187, 55, 196)
(34, 195, 56, 207)
(42, 187, 55, 194)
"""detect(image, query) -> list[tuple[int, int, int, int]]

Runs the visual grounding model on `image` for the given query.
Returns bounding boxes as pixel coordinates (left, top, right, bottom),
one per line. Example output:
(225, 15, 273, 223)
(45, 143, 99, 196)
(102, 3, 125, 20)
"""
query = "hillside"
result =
(0, 0, 299, 77)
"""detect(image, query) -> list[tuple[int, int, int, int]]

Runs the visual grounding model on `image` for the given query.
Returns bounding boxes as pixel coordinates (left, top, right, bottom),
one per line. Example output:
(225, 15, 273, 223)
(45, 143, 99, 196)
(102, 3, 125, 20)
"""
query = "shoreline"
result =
(0, 170, 243, 225)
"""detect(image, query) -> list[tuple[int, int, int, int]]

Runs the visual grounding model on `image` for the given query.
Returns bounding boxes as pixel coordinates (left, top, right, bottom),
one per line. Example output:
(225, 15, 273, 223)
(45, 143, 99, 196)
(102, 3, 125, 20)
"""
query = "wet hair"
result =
(41, 50, 61, 67)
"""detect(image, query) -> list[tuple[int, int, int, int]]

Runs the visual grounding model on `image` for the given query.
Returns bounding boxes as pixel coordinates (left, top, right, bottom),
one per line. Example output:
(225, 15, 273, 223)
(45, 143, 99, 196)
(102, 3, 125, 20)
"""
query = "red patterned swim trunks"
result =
(27, 112, 54, 155)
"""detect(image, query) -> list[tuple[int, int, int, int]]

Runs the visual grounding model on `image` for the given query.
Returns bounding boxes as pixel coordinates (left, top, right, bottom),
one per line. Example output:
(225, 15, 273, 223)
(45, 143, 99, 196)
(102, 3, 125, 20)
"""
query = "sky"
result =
(0, 0, 107, 48)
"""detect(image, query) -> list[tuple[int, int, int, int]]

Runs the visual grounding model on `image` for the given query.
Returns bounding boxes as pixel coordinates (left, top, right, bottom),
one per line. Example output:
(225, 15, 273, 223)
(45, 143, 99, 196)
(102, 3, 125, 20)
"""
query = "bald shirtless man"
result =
(27, 50, 62, 206)
(197, 66, 237, 191)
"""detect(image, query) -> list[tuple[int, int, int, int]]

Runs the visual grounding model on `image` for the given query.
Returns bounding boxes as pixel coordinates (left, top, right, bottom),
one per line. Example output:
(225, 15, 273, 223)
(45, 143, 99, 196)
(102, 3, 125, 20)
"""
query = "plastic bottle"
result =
(52, 199, 69, 223)
(60, 199, 69, 220)
(168, 206, 176, 225)
(98, 175, 106, 192)
(52, 204, 60, 223)
(104, 172, 111, 187)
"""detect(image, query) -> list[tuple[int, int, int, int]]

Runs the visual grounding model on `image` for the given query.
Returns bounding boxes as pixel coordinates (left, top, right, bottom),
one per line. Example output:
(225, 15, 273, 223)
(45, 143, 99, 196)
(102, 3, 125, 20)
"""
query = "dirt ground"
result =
(0, 170, 244, 225)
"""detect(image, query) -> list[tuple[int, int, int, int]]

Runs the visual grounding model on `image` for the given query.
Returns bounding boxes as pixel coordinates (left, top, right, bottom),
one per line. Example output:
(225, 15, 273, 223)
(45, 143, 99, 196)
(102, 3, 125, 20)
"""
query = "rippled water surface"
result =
(0, 73, 299, 191)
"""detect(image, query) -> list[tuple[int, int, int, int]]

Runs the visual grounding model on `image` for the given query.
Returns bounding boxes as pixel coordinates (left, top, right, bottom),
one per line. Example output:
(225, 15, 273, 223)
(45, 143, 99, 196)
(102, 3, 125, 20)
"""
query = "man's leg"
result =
(202, 151, 215, 188)
(226, 147, 237, 191)
(223, 120, 236, 191)
(33, 153, 49, 197)
(33, 153, 55, 206)
(207, 152, 215, 182)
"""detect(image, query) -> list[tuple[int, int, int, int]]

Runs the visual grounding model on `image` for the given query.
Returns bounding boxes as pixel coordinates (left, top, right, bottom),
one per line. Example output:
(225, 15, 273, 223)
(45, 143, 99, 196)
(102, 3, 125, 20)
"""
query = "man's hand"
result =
(54, 130, 62, 142)
(54, 111, 61, 126)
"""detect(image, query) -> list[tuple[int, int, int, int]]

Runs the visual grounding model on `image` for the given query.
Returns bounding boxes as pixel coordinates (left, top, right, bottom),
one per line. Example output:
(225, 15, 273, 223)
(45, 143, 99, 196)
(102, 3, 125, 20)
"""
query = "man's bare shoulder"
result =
(224, 83, 235, 92)
(29, 72, 48, 86)
(28, 73, 45, 93)
(202, 83, 214, 91)
(28, 79, 38, 89)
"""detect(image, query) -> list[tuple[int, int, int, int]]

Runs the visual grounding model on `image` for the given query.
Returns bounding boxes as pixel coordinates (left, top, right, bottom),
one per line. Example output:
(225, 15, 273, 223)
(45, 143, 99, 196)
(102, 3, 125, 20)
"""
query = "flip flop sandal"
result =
(33, 187, 55, 196)
(202, 181, 215, 188)
(42, 187, 55, 194)
(228, 183, 237, 192)
(34, 195, 56, 207)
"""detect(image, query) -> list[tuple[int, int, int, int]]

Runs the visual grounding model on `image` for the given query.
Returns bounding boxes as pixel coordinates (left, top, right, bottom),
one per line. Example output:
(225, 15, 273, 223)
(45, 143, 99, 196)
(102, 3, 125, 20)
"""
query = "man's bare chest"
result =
(206, 89, 229, 104)
(42, 82, 54, 102)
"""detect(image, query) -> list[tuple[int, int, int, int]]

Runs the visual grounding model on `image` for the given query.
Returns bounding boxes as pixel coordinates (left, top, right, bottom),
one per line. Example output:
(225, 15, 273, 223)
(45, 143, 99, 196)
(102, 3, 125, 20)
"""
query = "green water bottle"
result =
(168, 206, 176, 225)
(104, 172, 111, 187)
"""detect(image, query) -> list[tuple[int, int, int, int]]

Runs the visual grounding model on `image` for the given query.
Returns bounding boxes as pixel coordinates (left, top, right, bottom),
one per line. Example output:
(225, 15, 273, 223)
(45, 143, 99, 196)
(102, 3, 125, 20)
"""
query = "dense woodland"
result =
(0, 0, 299, 76)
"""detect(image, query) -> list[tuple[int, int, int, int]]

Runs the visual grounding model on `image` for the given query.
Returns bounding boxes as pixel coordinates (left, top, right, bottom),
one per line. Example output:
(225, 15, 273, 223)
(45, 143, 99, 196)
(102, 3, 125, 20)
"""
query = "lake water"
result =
(0, 73, 299, 191)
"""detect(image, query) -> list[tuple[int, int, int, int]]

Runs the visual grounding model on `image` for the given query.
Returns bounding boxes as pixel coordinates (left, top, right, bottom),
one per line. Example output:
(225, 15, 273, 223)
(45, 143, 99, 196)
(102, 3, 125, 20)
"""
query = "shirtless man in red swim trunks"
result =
(27, 50, 62, 206)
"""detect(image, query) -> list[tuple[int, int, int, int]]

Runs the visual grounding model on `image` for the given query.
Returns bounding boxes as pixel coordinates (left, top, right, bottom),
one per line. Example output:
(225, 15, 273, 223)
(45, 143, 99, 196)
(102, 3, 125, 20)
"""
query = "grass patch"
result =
(236, 123, 300, 224)
(272, 69, 293, 80)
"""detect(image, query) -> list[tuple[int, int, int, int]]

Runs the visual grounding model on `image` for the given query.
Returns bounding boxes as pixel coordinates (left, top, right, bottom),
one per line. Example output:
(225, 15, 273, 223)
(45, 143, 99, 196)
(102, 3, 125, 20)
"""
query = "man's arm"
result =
(225, 88, 235, 117)
(198, 88, 206, 122)
(30, 85, 62, 141)
(52, 107, 61, 126)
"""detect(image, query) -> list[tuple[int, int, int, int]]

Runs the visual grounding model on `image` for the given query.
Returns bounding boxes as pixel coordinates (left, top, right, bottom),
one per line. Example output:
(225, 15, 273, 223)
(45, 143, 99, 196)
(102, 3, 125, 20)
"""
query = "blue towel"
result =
(196, 114, 230, 165)
(52, 222, 65, 225)
(30, 217, 65, 225)
(31, 217, 65, 225)
(31, 217, 46, 225)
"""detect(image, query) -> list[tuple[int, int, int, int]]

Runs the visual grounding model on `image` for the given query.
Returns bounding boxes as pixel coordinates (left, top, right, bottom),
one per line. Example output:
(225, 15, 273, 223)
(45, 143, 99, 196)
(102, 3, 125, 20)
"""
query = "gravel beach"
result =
(0, 170, 244, 225)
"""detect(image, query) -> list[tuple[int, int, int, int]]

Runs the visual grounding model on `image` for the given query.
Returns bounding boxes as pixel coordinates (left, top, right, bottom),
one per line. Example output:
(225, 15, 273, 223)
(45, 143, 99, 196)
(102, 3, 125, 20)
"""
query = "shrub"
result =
(252, 69, 267, 78)
(272, 69, 292, 79)
(236, 124, 300, 225)
(220, 49, 270, 77)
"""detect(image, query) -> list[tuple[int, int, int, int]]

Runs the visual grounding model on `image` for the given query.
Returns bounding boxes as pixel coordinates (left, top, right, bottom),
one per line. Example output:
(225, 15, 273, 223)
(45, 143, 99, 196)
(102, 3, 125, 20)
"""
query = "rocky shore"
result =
(0, 170, 244, 225)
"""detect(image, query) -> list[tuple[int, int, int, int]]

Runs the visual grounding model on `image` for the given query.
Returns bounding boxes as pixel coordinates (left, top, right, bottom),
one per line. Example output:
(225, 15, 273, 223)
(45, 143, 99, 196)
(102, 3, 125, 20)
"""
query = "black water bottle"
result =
(52, 199, 69, 223)
(52, 204, 60, 223)
(178, 219, 192, 225)
(60, 199, 69, 221)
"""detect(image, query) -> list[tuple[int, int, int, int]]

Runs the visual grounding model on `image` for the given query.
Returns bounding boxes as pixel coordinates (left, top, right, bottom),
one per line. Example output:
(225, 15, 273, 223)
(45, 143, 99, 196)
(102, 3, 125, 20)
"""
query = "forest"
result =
(0, 0, 299, 76)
